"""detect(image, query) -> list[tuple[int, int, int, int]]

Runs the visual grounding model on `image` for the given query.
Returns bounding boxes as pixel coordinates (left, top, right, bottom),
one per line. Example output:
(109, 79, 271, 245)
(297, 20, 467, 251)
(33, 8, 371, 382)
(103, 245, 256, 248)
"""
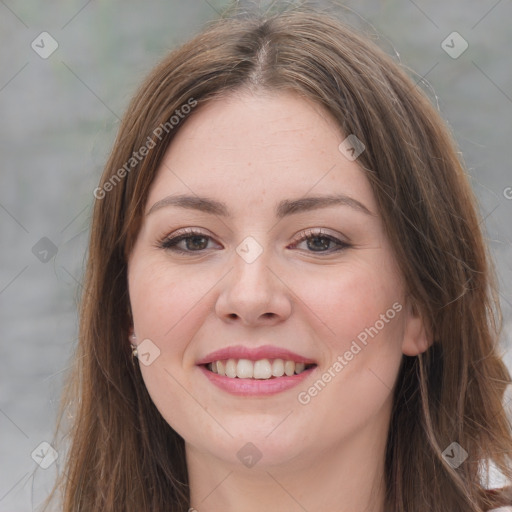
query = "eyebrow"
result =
(146, 193, 374, 218)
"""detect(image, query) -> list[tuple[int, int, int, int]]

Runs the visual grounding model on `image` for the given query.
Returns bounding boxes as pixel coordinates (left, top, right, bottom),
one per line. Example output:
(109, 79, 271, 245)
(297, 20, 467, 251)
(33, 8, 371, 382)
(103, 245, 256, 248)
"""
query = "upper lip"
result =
(196, 345, 317, 365)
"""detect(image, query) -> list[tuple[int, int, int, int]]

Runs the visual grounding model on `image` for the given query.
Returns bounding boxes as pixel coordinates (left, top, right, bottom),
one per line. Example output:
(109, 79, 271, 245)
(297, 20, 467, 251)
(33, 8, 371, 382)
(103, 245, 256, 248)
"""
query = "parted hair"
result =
(43, 2, 512, 511)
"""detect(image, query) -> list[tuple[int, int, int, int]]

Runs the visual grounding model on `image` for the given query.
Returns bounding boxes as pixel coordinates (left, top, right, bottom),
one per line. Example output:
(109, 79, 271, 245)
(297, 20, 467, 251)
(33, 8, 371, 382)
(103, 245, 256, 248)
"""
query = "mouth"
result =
(203, 358, 317, 380)
(196, 345, 318, 396)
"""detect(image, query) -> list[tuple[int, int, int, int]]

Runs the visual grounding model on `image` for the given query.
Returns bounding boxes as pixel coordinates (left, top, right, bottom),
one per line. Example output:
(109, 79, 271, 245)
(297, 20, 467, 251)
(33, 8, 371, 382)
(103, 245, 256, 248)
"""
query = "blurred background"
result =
(0, 1, 511, 510)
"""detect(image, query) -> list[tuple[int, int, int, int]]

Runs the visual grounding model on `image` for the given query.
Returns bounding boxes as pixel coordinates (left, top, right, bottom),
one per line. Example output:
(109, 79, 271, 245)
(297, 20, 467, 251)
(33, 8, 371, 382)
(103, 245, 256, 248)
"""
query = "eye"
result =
(157, 228, 221, 254)
(289, 228, 350, 254)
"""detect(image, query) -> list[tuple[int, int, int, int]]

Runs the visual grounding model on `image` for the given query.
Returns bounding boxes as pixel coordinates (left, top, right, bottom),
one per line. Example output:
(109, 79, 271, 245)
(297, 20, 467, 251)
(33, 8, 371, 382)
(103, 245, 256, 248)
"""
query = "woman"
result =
(43, 2, 512, 511)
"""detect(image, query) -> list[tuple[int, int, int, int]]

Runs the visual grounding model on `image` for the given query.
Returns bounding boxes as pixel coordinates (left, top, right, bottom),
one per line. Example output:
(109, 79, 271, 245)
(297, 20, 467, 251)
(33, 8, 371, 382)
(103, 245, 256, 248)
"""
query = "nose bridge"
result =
(230, 236, 274, 300)
(215, 234, 291, 323)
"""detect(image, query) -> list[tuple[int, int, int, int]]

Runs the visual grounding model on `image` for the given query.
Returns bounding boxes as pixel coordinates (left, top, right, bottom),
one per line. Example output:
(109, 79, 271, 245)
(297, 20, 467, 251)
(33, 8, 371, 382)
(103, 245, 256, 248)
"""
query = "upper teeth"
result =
(208, 358, 308, 379)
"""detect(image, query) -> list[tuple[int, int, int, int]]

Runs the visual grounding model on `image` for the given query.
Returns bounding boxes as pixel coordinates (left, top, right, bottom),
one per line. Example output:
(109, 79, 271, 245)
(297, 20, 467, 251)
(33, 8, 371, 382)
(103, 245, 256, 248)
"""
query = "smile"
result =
(205, 358, 315, 379)
(196, 345, 318, 396)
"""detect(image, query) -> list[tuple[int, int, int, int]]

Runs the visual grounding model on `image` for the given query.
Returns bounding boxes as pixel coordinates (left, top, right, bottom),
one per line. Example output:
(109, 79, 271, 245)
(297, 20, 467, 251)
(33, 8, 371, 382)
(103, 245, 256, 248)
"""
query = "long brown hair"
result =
(42, 2, 512, 511)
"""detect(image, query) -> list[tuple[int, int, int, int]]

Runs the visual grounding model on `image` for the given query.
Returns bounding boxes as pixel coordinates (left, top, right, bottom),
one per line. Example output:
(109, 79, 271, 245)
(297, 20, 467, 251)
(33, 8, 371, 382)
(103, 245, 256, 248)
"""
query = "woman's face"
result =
(127, 90, 428, 471)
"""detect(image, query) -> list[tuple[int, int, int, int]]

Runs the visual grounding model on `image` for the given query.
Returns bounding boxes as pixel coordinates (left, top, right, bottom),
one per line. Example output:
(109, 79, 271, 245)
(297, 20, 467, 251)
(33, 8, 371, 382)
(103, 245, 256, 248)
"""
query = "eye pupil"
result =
(186, 236, 208, 250)
(307, 236, 331, 251)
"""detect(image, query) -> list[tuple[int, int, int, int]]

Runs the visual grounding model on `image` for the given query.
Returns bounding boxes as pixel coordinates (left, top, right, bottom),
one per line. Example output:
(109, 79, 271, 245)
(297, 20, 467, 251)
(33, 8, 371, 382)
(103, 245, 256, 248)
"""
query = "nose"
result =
(215, 244, 292, 326)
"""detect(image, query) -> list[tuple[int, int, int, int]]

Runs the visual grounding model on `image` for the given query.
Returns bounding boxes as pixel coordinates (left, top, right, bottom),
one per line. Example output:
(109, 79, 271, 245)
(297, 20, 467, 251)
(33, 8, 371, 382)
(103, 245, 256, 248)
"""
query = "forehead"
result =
(145, 90, 377, 215)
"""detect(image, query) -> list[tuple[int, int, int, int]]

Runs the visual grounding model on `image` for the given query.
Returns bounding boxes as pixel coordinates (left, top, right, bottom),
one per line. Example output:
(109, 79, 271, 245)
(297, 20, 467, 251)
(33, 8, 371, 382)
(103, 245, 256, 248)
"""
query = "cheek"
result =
(292, 261, 405, 430)
(296, 262, 404, 381)
(128, 258, 209, 341)
(296, 259, 404, 351)
(128, 260, 216, 437)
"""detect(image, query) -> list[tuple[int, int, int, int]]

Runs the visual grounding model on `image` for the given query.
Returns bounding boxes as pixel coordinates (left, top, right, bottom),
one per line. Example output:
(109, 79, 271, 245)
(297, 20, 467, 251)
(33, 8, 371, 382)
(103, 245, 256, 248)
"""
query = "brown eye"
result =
(290, 229, 350, 254)
(158, 229, 220, 254)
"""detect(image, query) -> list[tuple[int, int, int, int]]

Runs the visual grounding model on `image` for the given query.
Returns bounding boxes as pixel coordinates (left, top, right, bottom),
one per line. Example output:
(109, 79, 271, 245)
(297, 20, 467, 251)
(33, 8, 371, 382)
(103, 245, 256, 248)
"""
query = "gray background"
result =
(1, 1, 511, 510)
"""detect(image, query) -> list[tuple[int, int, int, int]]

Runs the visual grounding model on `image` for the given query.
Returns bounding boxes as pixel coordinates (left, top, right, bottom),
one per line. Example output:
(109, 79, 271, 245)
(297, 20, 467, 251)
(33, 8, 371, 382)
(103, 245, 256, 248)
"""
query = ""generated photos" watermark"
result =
(298, 301, 403, 405)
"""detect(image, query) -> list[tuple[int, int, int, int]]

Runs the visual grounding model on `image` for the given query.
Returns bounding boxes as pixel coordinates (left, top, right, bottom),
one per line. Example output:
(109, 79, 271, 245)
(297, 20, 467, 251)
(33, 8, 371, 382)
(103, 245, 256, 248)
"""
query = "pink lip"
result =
(196, 345, 317, 397)
(198, 364, 317, 396)
(196, 345, 316, 365)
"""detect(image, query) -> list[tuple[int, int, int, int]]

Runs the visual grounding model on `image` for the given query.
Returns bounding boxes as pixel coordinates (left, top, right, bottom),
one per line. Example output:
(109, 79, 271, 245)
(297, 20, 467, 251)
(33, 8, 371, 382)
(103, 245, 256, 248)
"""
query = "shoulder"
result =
(485, 485, 512, 511)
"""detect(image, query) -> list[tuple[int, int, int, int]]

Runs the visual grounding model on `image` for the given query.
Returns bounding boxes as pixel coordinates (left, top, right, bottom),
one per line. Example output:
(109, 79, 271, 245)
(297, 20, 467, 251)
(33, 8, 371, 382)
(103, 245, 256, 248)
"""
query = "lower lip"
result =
(198, 365, 316, 396)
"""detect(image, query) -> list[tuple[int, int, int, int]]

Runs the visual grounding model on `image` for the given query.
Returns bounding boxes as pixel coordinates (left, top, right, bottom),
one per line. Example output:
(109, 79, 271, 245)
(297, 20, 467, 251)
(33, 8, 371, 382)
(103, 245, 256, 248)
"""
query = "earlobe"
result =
(401, 300, 432, 356)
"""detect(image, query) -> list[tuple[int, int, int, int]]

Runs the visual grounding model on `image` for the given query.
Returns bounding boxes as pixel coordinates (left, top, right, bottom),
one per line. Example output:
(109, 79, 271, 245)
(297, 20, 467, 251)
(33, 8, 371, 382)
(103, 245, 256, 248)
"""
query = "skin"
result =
(127, 89, 430, 512)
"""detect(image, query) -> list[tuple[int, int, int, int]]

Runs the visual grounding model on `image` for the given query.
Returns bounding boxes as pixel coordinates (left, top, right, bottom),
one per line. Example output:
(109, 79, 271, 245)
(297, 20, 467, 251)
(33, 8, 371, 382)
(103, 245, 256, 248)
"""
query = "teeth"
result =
(225, 359, 237, 378)
(208, 358, 311, 379)
(253, 359, 272, 379)
(284, 360, 295, 376)
(236, 359, 253, 379)
(272, 358, 285, 377)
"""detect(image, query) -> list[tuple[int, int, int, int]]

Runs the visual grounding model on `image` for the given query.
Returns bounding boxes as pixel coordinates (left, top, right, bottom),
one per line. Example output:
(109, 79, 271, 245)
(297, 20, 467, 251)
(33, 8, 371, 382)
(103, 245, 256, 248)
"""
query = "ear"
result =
(401, 299, 432, 356)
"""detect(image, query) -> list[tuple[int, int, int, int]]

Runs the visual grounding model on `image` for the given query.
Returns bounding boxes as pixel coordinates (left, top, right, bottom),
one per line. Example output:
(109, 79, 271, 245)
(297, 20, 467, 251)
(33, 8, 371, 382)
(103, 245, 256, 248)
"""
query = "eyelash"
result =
(157, 228, 350, 255)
